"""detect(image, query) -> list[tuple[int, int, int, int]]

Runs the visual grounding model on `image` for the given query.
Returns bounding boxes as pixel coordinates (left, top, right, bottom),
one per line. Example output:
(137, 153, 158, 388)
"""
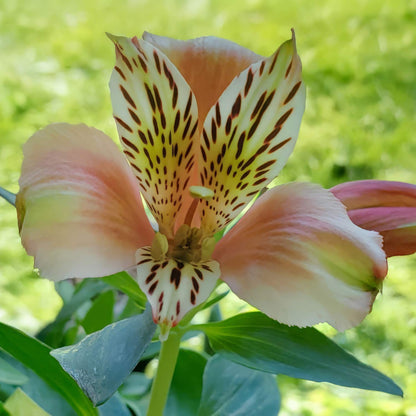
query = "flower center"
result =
(151, 224, 216, 264)
(150, 185, 216, 263)
(171, 224, 216, 263)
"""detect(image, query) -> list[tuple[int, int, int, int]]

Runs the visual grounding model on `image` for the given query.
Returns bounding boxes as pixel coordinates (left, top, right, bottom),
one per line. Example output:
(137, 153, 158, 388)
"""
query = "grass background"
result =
(0, 0, 415, 414)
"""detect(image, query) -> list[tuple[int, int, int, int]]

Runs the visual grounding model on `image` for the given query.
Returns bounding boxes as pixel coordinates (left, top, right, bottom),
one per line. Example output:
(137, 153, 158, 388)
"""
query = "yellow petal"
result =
(199, 31, 306, 233)
(108, 34, 199, 238)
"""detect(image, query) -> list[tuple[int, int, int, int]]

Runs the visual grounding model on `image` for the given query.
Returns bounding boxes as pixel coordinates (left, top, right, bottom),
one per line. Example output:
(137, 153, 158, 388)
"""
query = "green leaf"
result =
(118, 373, 150, 416)
(119, 372, 151, 399)
(0, 322, 97, 416)
(117, 297, 143, 321)
(51, 305, 156, 406)
(0, 402, 11, 416)
(197, 355, 280, 416)
(38, 279, 108, 347)
(0, 351, 76, 416)
(97, 393, 130, 416)
(4, 388, 51, 416)
(0, 357, 28, 385)
(166, 349, 207, 416)
(199, 290, 229, 312)
(81, 291, 115, 334)
(198, 312, 403, 396)
(101, 272, 147, 309)
(181, 289, 229, 326)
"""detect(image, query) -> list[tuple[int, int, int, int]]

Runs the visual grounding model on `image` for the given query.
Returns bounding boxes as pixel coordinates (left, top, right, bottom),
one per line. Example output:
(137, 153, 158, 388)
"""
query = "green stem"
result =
(146, 331, 181, 416)
(0, 187, 16, 206)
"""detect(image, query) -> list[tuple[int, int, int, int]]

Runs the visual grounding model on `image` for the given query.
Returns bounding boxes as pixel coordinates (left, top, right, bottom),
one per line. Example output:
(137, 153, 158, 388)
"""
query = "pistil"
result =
(183, 185, 215, 226)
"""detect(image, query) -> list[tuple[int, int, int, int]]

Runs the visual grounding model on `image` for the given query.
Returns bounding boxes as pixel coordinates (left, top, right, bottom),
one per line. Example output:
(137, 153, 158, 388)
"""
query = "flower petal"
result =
(199, 31, 306, 233)
(17, 123, 154, 281)
(136, 247, 220, 330)
(331, 180, 416, 256)
(143, 32, 262, 125)
(331, 180, 416, 209)
(214, 183, 387, 331)
(108, 34, 199, 237)
(347, 208, 416, 257)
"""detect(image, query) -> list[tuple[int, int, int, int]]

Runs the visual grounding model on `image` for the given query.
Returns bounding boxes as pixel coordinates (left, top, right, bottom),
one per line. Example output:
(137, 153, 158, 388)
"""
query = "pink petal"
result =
(108, 34, 199, 238)
(331, 180, 416, 209)
(143, 32, 262, 126)
(214, 183, 387, 331)
(199, 31, 305, 233)
(17, 123, 154, 281)
(331, 180, 416, 257)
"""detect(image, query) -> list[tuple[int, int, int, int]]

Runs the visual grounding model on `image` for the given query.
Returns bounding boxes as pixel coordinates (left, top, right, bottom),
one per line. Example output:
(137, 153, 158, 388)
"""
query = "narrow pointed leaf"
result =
(4, 388, 51, 416)
(0, 322, 98, 416)
(197, 355, 280, 416)
(51, 306, 156, 406)
(81, 290, 115, 334)
(0, 357, 28, 385)
(0, 403, 11, 416)
(101, 272, 147, 309)
(198, 312, 403, 396)
(37, 279, 108, 347)
(0, 351, 77, 416)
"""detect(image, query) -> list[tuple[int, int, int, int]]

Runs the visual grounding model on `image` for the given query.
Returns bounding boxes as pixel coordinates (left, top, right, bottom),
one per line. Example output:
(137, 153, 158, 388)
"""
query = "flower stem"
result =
(146, 331, 181, 416)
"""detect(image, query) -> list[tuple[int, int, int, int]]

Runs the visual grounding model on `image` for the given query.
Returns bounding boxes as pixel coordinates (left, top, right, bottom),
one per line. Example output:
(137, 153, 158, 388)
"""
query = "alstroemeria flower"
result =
(16, 31, 387, 337)
(331, 180, 416, 257)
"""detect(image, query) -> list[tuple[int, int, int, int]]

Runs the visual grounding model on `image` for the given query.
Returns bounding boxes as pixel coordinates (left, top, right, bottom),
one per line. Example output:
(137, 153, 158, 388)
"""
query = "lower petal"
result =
(214, 183, 387, 331)
(136, 247, 220, 333)
(17, 123, 154, 280)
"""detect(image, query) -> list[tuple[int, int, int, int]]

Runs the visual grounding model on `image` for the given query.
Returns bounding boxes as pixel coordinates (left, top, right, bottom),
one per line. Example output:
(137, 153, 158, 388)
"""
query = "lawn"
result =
(0, 0, 415, 414)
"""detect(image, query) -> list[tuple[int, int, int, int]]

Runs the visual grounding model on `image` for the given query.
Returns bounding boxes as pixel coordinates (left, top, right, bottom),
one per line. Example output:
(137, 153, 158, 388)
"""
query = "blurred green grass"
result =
(0, 0, 415, 414)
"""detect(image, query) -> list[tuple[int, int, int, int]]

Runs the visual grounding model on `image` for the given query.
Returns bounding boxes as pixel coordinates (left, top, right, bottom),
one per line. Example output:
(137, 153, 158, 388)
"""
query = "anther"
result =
(189, 186, 214, 200)
(151, 232, 169, 260)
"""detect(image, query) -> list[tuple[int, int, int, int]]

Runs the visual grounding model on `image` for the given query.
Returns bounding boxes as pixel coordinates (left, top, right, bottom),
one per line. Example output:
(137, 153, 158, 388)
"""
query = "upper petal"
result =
(143, 32, 262, 125)
(199, 31, 306, 234)
(109, 34, 199, 238)
(214, 183, 387, 331)
(17, 123, 154, 281)
(331, 180, 416, 256)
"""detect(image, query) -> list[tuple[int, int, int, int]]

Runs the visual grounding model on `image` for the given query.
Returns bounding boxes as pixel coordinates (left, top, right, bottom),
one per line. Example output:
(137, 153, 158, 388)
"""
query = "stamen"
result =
(151, 232, 168, 260)
(184, 186, 214, 226)
(189, 186, 214, 199)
